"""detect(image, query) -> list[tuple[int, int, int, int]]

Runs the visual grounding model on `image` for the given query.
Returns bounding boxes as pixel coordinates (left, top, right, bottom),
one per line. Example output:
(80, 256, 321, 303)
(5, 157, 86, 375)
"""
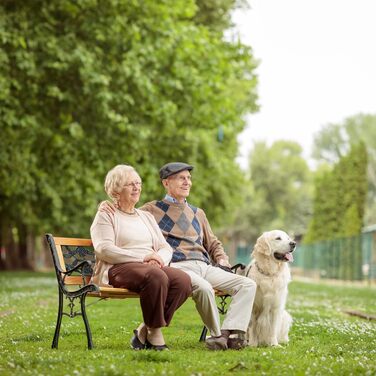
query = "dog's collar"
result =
(254, 262, 279, 277)
(245, 264, 252, 278)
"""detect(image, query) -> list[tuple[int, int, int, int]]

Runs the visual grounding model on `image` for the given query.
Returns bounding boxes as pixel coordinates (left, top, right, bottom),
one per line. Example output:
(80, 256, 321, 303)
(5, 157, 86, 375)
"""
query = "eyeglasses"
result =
(124, 181, 142, 188)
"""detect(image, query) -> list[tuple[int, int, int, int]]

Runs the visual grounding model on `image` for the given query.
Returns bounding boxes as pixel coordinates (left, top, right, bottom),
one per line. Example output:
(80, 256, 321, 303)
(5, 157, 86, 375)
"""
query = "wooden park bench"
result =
(46, 234, 244, 349)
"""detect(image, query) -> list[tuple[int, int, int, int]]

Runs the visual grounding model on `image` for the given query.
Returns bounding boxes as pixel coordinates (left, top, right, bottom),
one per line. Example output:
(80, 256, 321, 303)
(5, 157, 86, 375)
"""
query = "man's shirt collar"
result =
(164, 194, 187, 204)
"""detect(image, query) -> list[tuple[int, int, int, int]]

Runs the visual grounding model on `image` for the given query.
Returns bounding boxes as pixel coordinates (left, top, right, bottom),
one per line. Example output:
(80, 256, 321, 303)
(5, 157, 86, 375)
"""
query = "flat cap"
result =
(159, 162, 194, 179)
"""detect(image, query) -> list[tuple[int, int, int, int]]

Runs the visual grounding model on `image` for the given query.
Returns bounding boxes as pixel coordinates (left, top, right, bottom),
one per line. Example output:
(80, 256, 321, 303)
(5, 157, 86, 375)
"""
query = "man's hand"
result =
(215, 258, 233, 273)
(217, 258, 231, 268)
(98, 200, 116, 215)
(143, 254, 164, 268)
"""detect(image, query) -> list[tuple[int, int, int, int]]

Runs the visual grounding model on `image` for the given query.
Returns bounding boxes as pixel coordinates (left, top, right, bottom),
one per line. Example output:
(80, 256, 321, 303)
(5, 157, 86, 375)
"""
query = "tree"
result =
(312, 113, 376, 225)
(0, 0, 258, 269)
(193, 0, 248, 33)
(229, 140, 312, 244)
(305, 142, 368, 243)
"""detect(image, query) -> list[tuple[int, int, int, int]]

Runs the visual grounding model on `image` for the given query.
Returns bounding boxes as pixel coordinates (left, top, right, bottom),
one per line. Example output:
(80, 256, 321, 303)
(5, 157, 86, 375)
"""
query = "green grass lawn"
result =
(0, 272, 375, 376)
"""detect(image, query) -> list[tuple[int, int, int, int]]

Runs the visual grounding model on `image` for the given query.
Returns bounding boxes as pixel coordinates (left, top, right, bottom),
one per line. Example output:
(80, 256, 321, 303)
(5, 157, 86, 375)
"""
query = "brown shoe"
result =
(205, 335, 228, 350)
(227, 337, 247, 350)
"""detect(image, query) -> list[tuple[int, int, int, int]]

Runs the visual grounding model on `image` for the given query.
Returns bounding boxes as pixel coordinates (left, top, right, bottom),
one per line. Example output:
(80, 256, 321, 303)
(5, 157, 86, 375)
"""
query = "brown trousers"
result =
(108, 262, 191, 328)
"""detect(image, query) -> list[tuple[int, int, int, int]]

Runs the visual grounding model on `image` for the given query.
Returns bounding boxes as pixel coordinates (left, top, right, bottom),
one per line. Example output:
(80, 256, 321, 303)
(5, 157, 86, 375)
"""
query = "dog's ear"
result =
(254, 233, 271, 256)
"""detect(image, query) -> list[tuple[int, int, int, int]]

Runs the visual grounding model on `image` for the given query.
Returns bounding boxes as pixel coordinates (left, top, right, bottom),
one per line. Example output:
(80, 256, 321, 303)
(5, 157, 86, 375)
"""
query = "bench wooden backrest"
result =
(46, 234, 94, 286)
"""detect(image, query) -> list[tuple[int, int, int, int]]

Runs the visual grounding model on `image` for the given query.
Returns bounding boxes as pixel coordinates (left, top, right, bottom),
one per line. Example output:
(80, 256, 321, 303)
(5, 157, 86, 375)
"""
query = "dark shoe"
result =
(227, 337, 247, 350)
(205, 335, 228, 350)
(145, 339, 169, 351)
(131, 329, 145, 350)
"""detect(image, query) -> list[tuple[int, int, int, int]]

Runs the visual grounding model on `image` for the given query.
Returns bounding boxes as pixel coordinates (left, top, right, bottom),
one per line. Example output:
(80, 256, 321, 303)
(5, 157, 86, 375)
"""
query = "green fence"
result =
(235, 232, 376, 283)
(293, 232, 376, 282)
(235, 245, 252, 265)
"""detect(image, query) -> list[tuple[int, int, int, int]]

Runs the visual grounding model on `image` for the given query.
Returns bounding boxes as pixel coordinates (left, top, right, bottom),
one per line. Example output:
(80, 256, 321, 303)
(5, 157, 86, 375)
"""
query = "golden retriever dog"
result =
(241, 230, 296, 347)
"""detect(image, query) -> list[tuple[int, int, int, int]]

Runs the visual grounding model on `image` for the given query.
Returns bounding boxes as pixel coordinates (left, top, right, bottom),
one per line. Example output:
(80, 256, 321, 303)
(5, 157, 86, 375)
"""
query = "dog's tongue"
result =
(285, 252, 294, 262)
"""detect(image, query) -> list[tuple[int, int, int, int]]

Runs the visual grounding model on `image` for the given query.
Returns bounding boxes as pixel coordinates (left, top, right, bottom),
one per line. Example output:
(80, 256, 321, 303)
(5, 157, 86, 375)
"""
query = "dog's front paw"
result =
(269, 337, 279, 346)
(247, 339, 258, 347)
(271, 343, 282, 348)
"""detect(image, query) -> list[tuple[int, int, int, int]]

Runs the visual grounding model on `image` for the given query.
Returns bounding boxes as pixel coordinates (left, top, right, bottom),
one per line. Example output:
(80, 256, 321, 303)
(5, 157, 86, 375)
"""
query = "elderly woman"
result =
(90, 164, 191, 351)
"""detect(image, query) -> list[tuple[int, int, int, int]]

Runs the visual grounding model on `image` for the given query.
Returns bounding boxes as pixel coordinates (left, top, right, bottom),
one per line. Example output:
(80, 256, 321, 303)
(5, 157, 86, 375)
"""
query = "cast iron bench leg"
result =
(199, 326, 208, 342)
(80, 293, 94, 350)
(52, 290, 64, 349)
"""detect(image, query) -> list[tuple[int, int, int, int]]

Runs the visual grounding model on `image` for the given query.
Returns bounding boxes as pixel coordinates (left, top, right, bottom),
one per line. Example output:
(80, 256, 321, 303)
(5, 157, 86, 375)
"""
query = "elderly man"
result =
(101, 162, 256, 350)
(140, 162, 256, 350)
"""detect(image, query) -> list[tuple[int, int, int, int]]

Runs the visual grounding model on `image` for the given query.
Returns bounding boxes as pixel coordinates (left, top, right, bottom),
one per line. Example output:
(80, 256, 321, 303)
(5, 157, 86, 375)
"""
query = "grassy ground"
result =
(0, 272, 375, 376)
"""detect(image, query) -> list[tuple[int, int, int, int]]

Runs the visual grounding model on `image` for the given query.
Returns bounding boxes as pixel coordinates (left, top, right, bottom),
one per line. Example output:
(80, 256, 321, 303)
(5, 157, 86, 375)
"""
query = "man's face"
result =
(163, 170, 192, 202)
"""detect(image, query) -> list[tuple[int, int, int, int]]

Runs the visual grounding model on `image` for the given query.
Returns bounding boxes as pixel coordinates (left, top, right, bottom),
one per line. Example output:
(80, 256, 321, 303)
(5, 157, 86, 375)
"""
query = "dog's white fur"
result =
(241, 230, 296, 347)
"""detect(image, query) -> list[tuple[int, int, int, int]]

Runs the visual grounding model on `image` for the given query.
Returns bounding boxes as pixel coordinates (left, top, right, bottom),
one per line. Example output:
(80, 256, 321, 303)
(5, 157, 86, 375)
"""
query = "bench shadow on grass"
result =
(131, 351, 172, 362)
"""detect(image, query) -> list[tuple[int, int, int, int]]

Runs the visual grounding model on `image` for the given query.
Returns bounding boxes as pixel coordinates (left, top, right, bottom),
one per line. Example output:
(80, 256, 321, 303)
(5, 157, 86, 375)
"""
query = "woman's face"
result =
(118, 171, 142, 207)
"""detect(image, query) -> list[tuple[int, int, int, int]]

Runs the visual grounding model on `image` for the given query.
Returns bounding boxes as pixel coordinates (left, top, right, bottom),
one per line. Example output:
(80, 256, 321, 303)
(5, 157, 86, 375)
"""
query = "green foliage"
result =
(342, 205, 362, 236)
(312, 113, 376, 225)
(193, 0, 248, 33)
(0, 0, 258, 267)
(1, 272, 375, 375)
(305, 142, 368, 243)
(230, 141, 312, 242)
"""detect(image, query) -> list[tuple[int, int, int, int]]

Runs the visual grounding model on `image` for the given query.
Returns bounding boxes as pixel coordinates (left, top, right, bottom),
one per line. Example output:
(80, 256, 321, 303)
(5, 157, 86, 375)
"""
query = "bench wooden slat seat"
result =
(88, 287, 139, 298)
(88, 288, 226, 299)
(46, 233, 237, 350)
(61, 275, 136, 298)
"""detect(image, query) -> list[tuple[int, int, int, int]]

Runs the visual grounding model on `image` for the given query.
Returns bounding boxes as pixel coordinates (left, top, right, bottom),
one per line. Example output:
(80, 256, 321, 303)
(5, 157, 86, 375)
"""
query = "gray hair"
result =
(104, 164, 140, 201)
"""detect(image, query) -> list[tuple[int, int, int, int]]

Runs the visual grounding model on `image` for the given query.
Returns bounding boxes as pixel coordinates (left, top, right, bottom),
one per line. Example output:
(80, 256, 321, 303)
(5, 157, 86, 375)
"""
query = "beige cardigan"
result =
(90, 208, 172, 287)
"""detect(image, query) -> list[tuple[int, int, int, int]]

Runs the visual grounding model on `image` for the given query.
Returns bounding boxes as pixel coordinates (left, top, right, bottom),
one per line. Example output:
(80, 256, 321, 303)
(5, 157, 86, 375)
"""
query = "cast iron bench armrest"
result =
(61, 260, 99, 296)
(62, 283, 100, 299)
(61, 260, 93, 284)
(231, 263, 246, 274)
(62, 260, 93, 276)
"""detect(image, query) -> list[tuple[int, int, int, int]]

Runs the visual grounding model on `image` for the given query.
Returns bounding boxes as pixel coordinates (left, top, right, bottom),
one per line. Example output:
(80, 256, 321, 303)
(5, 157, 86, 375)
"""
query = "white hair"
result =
(104, 164, 140, 201)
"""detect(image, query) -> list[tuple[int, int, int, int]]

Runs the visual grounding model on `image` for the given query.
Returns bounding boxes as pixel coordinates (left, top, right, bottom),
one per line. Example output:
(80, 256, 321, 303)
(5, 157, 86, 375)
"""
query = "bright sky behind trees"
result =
(233, 0, 376, 168)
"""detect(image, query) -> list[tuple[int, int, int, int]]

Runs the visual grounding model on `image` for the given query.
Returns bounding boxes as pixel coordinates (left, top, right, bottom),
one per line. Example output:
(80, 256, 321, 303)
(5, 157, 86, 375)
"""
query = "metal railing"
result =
(293, 233, 375, 283)
(235, 232, 376, 283)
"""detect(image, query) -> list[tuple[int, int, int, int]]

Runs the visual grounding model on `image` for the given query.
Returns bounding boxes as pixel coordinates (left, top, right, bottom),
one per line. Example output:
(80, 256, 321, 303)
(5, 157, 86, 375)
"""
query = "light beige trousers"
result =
(171, 260, 256, 337)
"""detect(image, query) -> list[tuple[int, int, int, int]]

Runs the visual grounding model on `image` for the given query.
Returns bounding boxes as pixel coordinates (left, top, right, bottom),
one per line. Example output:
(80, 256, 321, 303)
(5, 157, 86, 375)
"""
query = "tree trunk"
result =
(4, 225, 20, 269)
(0, 216, 5, 270)
(40, 235, 53, 270)
(18, 224, 34, 270)
(27, 232, 36, 270)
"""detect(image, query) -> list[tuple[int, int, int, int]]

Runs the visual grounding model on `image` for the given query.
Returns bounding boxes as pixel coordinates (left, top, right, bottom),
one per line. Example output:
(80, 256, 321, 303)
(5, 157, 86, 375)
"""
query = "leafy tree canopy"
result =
(312, 113, 376, 225)
(305, 142, 368, 243)
(229, 140, 312, 243)
(0, 0, 258, 246)
(193, 0, 249, 33)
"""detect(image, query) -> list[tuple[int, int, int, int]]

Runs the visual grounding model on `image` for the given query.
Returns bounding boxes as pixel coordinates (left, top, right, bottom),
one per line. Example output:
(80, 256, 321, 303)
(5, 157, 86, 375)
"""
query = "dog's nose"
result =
(290, 241, 296, 250)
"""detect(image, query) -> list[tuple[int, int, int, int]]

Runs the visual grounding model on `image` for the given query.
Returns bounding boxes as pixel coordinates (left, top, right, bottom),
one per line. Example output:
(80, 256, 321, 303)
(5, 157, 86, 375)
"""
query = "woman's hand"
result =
(98, 200, 117, 215)
(143, 254, 164, 268)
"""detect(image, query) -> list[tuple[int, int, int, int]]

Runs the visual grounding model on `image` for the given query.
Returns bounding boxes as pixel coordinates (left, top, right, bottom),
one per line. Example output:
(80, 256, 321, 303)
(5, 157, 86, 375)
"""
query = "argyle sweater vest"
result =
(141, 200, 212, 264)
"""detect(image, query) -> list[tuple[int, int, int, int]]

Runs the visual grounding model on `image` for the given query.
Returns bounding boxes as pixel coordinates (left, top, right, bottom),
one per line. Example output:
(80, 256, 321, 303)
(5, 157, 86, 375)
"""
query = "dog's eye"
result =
(275, 237, 281, 240)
